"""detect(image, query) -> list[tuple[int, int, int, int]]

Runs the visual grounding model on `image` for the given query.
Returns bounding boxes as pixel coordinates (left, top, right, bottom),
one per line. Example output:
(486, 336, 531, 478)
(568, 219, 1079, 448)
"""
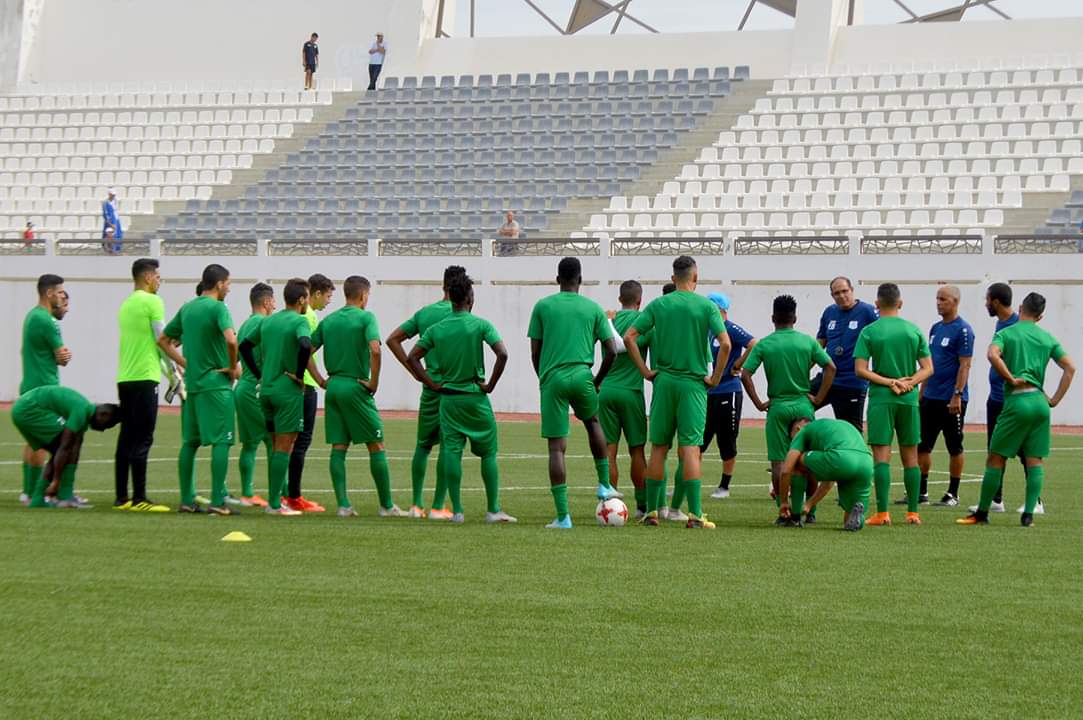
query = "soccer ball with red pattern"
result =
(595, 498, 628, 527)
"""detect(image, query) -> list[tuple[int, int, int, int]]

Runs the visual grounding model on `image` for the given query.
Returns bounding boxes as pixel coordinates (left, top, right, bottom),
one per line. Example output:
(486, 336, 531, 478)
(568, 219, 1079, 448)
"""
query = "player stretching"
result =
(234, 283, 276, 508)
(18, 274, 72, 505)
(853, 283, 933, 526)
(408, 273, 516, 523)
(158, 264, 240, 515)
(528, 257, 621, 529)
(599, 280, 651, 518)
(779, 417, 872, 531)
(313, 276, 405, 518)
(625, 256, 730, 529)
(386, 265, 466, 519)
(734, 295, 835, 525)
(12, 387, 119, 508)
(958, 293, 1074, 527)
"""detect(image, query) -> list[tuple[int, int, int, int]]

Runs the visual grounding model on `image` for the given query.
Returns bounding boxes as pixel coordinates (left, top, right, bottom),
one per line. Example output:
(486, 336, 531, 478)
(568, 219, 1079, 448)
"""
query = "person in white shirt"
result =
(497, 210, 521, 239)
(368, 33, 387, 90)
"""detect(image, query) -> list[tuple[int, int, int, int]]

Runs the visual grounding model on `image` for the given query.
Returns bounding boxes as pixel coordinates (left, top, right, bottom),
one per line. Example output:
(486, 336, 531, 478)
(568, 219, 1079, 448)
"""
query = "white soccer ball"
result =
(595, 498, 628, 527)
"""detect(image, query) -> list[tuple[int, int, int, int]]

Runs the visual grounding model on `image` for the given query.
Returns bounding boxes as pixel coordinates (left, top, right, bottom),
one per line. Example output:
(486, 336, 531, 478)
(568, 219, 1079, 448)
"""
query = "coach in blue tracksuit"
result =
(102, 188, 123, 254)
(814, 276, 878, 430)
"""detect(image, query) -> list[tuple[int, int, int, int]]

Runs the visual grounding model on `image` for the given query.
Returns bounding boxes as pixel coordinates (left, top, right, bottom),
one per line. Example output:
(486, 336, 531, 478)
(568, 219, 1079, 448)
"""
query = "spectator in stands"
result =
(302, 33, 319, 91)
(497, 211, 521, 239)
(368, 32, 386, 90)
(102, 189, 123, 255)
(23, 221, 34, 253)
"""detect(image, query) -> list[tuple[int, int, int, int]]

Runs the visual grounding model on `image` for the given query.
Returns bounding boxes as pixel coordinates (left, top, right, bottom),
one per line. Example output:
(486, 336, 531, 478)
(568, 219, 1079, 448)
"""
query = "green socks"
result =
(431, 452, 447, 510)
(211, 444, 230, 506)
(22, 463, 38, 497)
(330, 448, 349, 508)
(873, 462, 891, 513)
(1024, 465, 1044, 514)
(978, 466, 1001, 512)
(58, 464, 76, 501)
(670, 459, 686, 510)
(646, 478, 664, 513)
(685, 479, 702, 517)
(594, 458, 611, 489)
(410, 446, 430, 508)
(28, 474, 49, 508)
(634, 486, 646, 508)
(481, 454, 500, 514)
(268, 451, 290, 509)
(238, 443, 258, 497)
(370, 450, 392, 509)
(441, 447, 464, 514)
(550, 483, 569, 521)
(178, 443, 198, 506)
(903, 466, 921, 513)
(790, 474, 806, 515)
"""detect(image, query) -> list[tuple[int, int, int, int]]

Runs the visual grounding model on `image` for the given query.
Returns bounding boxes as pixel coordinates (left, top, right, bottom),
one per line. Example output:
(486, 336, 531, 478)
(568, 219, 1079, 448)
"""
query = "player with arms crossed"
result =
(233, 282, 276, 508)
(958, 292, 1074, 527)
(779, 417, 872, 531)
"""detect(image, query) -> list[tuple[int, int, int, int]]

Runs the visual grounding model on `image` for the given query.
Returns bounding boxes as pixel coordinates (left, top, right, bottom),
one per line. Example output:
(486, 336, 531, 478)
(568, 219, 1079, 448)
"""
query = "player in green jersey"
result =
(234, 282, 276, 508)
(779, 417, 872, 531)
(854, 283, 934, 526)
(158, 264, 240, 516)
(386, 265, 466, 519)
(624, 256, 730, 529)
(12, 386, 119, 508)
(408, 273, 516, 523)
(18, 274, 71, 506)
(734, 294, 835, 525)
(959, 292, 1075, 527)
(528, 257, 621, 529)
(313, 275, 406, 518)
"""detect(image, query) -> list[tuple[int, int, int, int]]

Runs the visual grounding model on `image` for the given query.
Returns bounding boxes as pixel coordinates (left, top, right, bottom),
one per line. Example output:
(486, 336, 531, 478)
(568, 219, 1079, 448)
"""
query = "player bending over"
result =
(778, 417, 872, 531)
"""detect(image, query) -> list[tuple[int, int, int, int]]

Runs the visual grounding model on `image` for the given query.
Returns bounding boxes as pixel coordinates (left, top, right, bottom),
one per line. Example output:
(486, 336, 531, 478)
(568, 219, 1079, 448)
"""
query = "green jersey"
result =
(418, 311, 502, 394)
(632, 290, 724, 381)
(991, 320, 1067, 397)
(302, 306, 321, 388)
(250, 309, 311, 394)
(163, 295, 234, 394)
(236, 313, 267, 387)
(527, 291, 613, 384)
(313, 305, 381, 381)
(853, 316, 930, 405)
(20, 385, 96, 435)
(400, 299, 453, 382)
(602, 309, 650, 391)
(791, 418, 871, 456)
(117, 289, 166, 383)
(20, 305, 63, 395)
(743, 328, 831, 400)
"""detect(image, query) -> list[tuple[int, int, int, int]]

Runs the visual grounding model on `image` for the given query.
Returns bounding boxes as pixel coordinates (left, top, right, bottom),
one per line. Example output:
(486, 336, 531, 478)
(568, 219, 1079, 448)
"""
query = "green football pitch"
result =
(2, 410, 1081, 719)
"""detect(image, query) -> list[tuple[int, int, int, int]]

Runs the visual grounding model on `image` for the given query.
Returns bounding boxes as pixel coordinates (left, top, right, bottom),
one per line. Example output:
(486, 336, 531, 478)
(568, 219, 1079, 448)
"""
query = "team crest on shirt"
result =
(940, 337, 950, 347)
(848, 321, 859, 329)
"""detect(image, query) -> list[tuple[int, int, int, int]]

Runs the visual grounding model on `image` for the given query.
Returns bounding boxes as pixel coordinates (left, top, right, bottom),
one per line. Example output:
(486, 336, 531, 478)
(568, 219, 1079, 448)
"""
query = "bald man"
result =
(910, 286, 975, 507)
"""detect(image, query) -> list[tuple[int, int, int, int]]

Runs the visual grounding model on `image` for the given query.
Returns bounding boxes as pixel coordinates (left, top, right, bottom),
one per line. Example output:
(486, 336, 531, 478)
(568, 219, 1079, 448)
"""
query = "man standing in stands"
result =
(816, 276, 879, 430)
(498, 211, 520, 239)
(102, 189, 123, 255)
(368, 32, 386, 90)
(302, 33, 319, 91)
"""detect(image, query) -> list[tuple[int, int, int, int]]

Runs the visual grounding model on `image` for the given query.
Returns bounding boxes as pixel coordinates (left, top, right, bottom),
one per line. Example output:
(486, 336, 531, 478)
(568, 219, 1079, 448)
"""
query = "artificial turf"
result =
(2, 410, 1081, 719)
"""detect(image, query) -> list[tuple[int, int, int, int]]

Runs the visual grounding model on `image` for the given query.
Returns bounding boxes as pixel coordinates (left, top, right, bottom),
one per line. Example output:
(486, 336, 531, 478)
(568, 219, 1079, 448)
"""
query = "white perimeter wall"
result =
(3, 252, 1082, 425)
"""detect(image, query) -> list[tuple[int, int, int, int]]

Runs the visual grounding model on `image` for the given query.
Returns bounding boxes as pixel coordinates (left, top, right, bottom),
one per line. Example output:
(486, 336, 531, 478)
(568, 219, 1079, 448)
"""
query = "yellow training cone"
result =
(221, 531, 252, 543)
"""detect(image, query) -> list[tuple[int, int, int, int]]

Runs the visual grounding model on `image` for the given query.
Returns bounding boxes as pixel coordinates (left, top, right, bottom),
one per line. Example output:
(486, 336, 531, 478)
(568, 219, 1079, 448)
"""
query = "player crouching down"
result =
(778, 417, 872, 531)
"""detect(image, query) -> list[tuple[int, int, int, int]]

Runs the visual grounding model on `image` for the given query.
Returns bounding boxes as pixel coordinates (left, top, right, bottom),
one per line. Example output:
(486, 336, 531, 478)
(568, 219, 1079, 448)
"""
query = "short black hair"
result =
(673, 255, 696, 281)
(1021, 292, 1046, 317)
(448, 273, 474, 306)
(662, 282, 677, 295)
(284, 277, 310, 306)
(249, 282, 273, 307)
(619, 280, 642, 305)
(877, 283, 901, 308)
(311, 32, 318, 37)
(773, 294, 797, 323)
(194, 282, 203, 297)
(201, 264, 230, 290)
(557, 257, 581, 284)
(343, 275, 371, 300)
(91, 403, 122, 431)
(308, 273, 334, 294)
(36, 273, 64, 296)
(443, 265, 467, 289)
(987, 282, 1012, 307)
(131, 258, 159, 281)
(789, 416, 811, 436)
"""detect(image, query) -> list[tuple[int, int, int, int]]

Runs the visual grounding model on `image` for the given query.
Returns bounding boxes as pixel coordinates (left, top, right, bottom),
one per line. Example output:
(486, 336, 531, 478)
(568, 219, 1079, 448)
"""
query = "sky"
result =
(450, 0, 1083, 38)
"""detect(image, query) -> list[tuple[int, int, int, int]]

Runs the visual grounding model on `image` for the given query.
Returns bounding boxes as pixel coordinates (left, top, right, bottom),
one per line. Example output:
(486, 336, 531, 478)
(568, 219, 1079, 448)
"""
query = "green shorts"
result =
(989, 391, 1051, 459)
(11, 398, 64, 451)
(416, 386, 442, 449)
(182, 390, 235, 446)
(866, 402, 920, 447)
(648, 373, 708, 448)
(440, 391, 498, 457)
(260, 382, 305, 435)
(765, 397, 815, 462)
(803, 449, 873, 514)
(540, 365, 599, 439)
(599, 386, 647, 447)
(325, 376, 384, 446)
(234, 380, 266, 445)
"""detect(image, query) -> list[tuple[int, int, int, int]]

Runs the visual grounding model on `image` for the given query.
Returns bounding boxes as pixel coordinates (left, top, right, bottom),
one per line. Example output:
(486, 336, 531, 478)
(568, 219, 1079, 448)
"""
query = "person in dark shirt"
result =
(815, 276, 879, 430)
(302, 33, 319, 91)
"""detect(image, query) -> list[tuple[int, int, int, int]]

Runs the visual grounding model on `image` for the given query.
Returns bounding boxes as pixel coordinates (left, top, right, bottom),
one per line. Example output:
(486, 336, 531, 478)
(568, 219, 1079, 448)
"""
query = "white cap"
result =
(107, 187, 117, 196)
